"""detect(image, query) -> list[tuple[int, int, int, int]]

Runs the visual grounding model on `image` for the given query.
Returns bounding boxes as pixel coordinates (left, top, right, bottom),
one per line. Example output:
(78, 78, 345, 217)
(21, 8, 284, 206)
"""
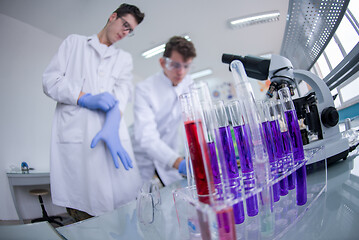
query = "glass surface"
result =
(0, 222, 63, 240)
(348, 0, 359, 25)
(54, 152, 359, 240)
(339, 76, 359, 103)
(325, 38, 344, 69)
(335, 15, 359, 54)
(316, 54, 331, 77)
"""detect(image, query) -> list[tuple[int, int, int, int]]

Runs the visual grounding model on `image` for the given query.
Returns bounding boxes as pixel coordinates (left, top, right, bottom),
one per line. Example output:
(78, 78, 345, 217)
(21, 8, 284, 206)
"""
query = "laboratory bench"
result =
(55, 151, 359, 240)
(2, 151, 359, 240)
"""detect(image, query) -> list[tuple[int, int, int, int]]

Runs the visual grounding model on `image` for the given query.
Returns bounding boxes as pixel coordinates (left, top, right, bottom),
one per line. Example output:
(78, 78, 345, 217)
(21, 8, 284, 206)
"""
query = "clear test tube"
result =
(266, 100, 290, 196)
(202, 103, 222, 187)
(257, 101, 281, 202)
(275, 101, 296, 191)
(230, 60, 274, 236)
(179, 92, 215, 240)
(179, 92, 215, 205)
(213, 100, 245, 224)
(278, 87, 307, 206)
(227, 99, 259, 217)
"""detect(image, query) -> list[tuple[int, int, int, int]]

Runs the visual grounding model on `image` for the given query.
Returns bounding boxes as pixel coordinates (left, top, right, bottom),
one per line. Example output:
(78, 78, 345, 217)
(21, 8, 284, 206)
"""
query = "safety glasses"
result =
(165, 57, 192, 71)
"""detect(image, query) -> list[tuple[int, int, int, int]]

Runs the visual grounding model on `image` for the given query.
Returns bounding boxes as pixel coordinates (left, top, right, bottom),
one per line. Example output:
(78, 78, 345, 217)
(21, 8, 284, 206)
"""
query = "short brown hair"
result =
(113, 3, 145, 24)
(163, 36, 196, 61)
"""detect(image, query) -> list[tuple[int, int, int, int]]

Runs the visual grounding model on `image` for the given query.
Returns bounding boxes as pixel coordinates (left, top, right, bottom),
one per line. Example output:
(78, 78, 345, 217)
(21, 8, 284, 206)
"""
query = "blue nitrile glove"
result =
(91, 101, 133, 170)
(178, 159, 186, 176)
(78, 92, 116, 112)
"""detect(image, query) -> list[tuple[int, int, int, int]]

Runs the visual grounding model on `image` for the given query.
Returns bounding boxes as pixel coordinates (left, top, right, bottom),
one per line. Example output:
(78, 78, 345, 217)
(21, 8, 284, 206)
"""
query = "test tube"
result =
(227, 99, 259, 217)
(214, 100, 245, 224)
(180, 92, 213, 240)
(230, 60, 274, 236)
(202, 103, 222, 187)
(257, 101, 280, 202)
(275, 101, 296, 191)
(266, 101, 289, 196)
(187, 82, 237, 239)
(179, 92, 215, 205)
(278, 87, 307, 206)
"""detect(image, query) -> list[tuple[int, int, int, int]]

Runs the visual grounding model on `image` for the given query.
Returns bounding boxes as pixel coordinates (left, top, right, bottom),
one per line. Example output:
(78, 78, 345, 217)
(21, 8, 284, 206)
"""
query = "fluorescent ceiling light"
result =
(190, 69, 213, 80)
(142, 35, 191, 59)
(142, 44, 165, 59)
(228, 11, 280, 29)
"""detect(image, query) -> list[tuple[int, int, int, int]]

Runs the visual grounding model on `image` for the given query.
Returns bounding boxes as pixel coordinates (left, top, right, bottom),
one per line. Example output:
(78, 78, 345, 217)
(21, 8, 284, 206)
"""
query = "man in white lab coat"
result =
(42, 4, 145, 221)
(132, 36, 197, 186)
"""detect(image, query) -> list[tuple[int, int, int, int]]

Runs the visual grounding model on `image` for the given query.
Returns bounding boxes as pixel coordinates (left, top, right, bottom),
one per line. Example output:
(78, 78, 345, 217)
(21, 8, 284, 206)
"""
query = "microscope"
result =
(222, 54, 349, 165)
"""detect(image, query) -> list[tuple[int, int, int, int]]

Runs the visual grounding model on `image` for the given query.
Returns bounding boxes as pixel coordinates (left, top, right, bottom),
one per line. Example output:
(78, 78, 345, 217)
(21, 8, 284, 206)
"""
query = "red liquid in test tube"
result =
(184, 120, 215, 204)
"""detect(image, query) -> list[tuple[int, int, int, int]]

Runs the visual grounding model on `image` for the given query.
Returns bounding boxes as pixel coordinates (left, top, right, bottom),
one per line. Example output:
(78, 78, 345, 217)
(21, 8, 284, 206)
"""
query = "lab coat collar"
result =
(87, 35, 118, 58)
(160, 71, 192, 97)
(160, 71, 173, 87)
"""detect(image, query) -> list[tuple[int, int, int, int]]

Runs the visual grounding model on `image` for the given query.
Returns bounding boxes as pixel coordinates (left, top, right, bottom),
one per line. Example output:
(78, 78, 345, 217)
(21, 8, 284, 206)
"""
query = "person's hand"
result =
(78, 92, 116, 112)
(178, 159, 186, 176)
(91, 102, 133, 170)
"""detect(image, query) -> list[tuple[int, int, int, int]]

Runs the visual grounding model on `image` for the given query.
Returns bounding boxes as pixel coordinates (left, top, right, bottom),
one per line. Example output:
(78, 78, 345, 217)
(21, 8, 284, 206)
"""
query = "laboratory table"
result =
(56, 151, 359, 240)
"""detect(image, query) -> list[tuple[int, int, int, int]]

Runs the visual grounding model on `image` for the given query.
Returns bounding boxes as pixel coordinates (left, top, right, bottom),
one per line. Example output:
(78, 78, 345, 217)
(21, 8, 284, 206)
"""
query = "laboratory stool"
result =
(29, 189, 63, 226)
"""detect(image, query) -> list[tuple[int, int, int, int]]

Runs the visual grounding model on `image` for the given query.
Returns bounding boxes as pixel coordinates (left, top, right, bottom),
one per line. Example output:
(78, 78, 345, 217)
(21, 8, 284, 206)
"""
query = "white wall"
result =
(0, 14, 67, 220)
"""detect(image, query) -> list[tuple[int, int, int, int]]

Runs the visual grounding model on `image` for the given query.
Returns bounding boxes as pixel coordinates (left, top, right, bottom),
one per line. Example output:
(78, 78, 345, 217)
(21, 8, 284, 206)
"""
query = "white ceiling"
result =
(0, 0, 290, 83)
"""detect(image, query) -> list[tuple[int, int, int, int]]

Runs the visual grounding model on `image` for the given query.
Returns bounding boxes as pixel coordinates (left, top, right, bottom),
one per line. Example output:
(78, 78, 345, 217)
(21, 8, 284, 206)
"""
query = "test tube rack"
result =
(173, 146, 327, 240)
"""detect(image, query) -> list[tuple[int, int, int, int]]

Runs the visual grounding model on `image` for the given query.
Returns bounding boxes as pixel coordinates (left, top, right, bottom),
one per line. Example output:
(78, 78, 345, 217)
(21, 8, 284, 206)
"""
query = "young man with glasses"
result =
(42, 4, 144, 221)
(132, 36, 197, 186)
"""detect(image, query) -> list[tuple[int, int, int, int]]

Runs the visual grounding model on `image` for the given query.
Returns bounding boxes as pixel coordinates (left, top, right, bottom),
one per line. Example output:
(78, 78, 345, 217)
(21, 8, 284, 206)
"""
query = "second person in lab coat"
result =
(132, 36, 197, 186)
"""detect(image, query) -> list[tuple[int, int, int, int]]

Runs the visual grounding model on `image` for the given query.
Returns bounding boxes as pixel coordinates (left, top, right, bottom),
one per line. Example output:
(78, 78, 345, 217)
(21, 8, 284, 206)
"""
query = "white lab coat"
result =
(132, 71, 193, 186)
(42, 34, 142, 216)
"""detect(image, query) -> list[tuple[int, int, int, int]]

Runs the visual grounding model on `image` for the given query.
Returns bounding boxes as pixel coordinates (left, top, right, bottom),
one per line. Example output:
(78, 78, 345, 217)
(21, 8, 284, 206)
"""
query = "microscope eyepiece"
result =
(221, 53, 270, 80)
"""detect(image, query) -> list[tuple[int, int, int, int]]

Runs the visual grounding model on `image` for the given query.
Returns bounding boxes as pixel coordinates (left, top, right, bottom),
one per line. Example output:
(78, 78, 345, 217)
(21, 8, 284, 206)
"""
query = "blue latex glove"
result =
(91, 102, 133, 170)
(78, 92, 116, 112)
(178, 159, 186, 176)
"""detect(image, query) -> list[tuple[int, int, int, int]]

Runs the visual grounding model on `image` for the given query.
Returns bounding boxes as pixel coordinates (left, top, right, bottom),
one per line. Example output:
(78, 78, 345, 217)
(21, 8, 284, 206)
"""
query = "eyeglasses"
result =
(165, 58, 192, 71)
(119, 16, 134, 37)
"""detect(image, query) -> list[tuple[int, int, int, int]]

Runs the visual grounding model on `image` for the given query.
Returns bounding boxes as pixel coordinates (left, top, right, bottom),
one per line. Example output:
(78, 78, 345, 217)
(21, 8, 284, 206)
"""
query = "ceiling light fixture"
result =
(190, 69, 213, 80)
(228, 11, 280, 29)
(142, 35, 192, 59)
(142, 44, 166, 59)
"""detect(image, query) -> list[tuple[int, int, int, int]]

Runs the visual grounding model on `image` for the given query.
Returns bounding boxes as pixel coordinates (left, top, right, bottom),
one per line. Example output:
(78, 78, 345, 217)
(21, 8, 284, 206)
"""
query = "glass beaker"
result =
(136, 180, 164, 239)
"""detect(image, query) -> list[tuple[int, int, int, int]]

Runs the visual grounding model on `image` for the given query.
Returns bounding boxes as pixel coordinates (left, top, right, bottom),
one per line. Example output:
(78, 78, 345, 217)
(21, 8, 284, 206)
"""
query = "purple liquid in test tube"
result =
(270, 120, 286, 170)
(282, 131, 296, 190)
(279, 87, 307, 206)
(233, 124, 259, 217)
(208, 141, 221, 185)
(262, 121, 280, 202)
(270, 120, 289, 196)
(232, 125, 253, 175)
(285, 109, 307, 205)
(208, 141, 225, 198)
(219, 126, 245, 224)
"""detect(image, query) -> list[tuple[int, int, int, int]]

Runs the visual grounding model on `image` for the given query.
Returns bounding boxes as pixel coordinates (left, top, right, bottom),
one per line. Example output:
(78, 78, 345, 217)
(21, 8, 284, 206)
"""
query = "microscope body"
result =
(291, 69, 349, 164)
